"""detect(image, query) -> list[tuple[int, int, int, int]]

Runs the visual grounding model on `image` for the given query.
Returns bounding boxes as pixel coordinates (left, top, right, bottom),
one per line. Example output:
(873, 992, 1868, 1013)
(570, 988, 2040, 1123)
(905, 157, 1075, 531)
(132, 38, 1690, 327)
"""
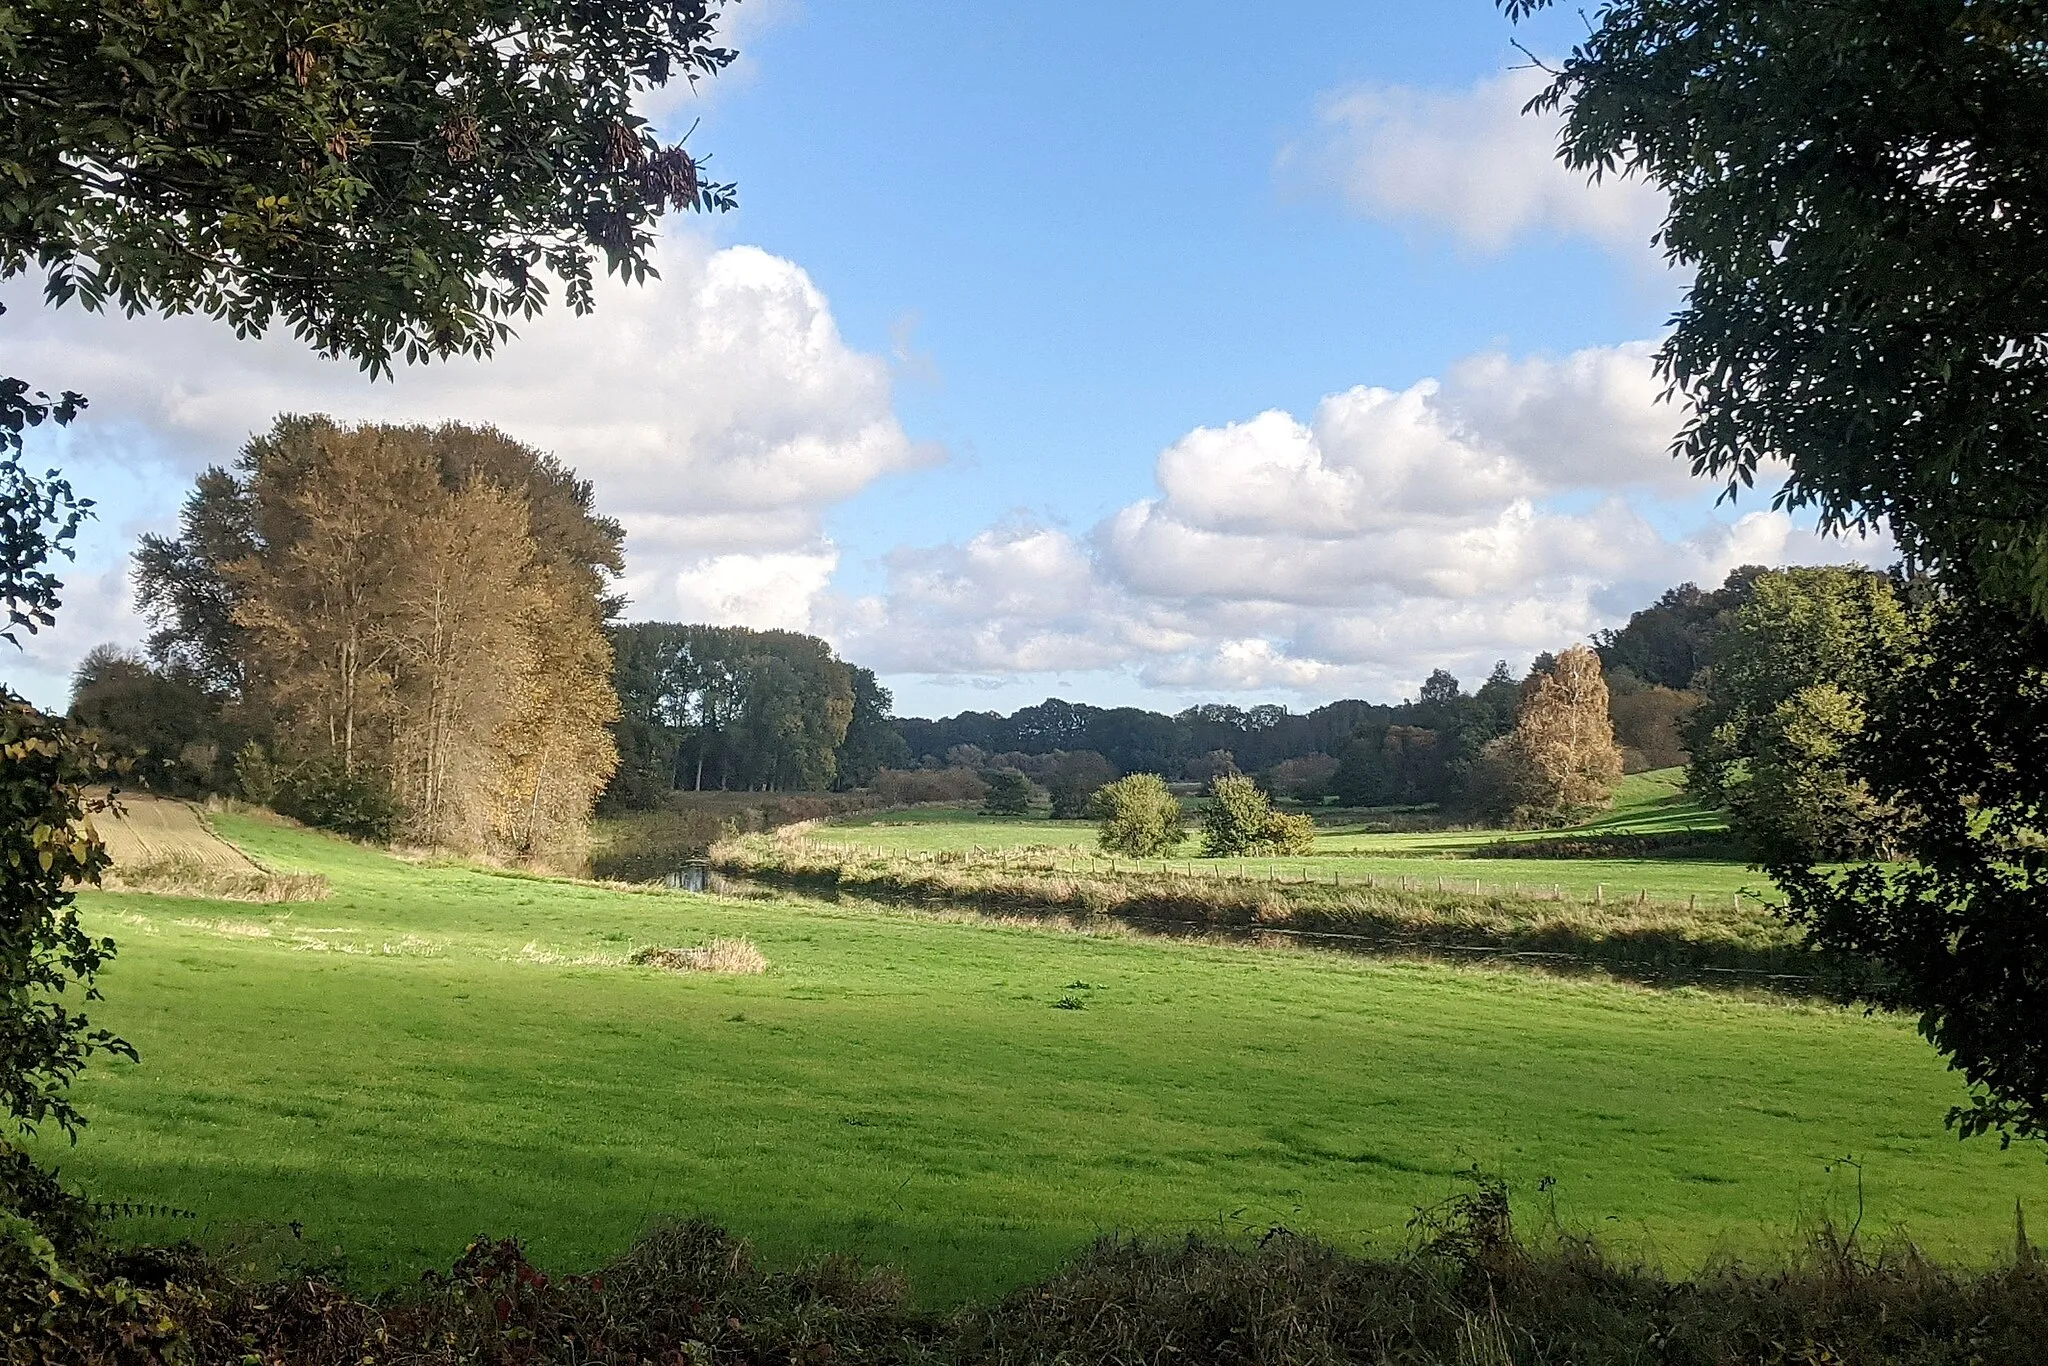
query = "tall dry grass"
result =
(629, 938, 768, 974)
(100, 852, 330, 904)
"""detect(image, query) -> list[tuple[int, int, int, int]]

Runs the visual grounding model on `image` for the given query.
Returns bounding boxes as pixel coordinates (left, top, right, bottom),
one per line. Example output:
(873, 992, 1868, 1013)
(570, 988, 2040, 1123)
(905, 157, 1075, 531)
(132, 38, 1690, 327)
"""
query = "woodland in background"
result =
(80, 531, 1903, 851)
(98, 416, 623, 855)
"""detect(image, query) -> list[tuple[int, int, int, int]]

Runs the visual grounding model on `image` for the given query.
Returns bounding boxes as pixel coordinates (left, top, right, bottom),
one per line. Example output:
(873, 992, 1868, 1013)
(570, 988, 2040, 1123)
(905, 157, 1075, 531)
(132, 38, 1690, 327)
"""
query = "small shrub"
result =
(631, 938, 768, 974)
(980, 770, 1034, 817)
(1202, 775, 1317, 857)
(1094, 774, 1186, 857)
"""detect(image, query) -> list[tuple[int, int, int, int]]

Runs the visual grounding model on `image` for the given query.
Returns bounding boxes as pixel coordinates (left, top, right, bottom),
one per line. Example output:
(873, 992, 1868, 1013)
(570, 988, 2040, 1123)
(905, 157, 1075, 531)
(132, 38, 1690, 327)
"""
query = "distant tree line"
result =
(82, 513, 1905, 856)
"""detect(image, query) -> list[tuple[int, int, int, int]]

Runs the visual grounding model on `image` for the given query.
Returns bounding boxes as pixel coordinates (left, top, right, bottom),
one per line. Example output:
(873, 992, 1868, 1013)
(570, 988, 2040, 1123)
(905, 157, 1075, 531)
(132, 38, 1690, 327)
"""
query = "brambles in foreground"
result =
(1092, 774, 1186, 858)
(11, 1192, 2048, 1365)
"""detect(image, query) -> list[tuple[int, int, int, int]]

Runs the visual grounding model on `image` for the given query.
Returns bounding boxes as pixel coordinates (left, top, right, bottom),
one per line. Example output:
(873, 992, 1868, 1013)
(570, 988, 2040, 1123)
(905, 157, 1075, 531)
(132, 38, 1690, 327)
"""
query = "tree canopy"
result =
(0, 0, 737, 374)
(1505, 0, 2048, 1144)
(133, 417, 623, 853)
(1509, 0, 2048, 614)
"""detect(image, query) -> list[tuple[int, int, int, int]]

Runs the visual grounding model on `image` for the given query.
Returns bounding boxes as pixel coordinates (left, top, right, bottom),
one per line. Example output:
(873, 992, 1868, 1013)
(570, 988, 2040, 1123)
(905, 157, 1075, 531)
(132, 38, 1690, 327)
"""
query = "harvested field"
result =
(91, 792, 328, 902)
(93, 790, 265, 873)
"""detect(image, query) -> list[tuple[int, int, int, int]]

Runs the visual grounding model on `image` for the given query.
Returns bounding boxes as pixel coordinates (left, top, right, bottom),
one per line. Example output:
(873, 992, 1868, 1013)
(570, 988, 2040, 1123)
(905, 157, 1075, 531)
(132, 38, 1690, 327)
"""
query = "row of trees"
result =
(607, 624, 908, 805)
(91, 417, 624, 853)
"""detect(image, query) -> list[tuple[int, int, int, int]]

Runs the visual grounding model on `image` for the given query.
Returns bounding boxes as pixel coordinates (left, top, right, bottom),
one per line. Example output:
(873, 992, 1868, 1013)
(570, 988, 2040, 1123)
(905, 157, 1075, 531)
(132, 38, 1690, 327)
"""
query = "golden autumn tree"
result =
(142, 416, 622, 855)
(1501, 645, 1624, 824)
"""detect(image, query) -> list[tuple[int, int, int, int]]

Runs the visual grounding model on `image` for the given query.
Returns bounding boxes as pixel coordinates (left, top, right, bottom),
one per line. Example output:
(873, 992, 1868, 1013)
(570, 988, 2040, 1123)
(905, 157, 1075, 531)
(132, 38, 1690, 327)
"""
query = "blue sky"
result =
(2, 2, 1880, 716)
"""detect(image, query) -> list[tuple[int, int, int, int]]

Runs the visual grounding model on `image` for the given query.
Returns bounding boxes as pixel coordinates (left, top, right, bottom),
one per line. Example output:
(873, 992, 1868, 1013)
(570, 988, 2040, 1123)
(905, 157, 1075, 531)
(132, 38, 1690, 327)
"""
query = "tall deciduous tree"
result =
(138, 418, 622, 855)
(1503, 646, 1624, 823)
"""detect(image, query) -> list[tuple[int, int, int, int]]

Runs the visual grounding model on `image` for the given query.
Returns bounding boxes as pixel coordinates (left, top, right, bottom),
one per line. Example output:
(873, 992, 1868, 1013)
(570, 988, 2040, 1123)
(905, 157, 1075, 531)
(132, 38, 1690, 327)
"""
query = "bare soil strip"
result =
(91, 791, 266, 873)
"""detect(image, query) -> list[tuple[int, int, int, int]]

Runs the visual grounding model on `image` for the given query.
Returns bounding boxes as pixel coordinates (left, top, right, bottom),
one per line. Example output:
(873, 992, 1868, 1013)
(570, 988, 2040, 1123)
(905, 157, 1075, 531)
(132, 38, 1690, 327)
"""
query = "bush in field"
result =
(1093, 774, 1185, 857)
(980, 770, 1034, 816)
(1048, 750, 1114, 819)
(1201, 775, 1316, 857)
(273, 760, 402, 843)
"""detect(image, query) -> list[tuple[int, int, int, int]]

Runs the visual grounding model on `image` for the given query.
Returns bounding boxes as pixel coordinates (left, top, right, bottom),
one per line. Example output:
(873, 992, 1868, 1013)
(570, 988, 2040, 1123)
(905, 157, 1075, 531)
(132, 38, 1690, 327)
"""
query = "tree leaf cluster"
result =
(0, 692, 131, 1143)
(1770, 593, 2048, 1145)
(0, 0, 740, 374)
(1510, 0, 2048, 614)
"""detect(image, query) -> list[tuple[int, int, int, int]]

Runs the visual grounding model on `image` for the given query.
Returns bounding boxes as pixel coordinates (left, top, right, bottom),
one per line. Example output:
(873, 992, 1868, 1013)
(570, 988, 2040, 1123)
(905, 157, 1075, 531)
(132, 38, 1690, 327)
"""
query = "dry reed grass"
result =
(630, 937, 768, 975)
(102, 853, 330, 904)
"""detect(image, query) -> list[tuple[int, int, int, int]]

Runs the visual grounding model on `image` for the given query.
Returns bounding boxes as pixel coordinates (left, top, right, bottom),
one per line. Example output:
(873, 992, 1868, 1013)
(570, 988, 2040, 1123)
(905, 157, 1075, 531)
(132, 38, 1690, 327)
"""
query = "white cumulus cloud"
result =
(835, 340, 1887, 703)
(0, 232, 933, 676)
(1292, 67, 1666, 255)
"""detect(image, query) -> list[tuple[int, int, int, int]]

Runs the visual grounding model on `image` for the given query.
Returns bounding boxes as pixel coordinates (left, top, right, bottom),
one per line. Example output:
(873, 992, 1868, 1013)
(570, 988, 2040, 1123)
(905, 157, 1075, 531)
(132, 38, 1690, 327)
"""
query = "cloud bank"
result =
(831, 341, 1885, 701)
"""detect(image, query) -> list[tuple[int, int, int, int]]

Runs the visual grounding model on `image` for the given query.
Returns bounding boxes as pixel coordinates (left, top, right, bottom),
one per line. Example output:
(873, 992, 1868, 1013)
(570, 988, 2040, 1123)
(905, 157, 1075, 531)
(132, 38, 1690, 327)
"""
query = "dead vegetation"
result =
(100, 852, 330, 904)
(630, 937, 768, 974)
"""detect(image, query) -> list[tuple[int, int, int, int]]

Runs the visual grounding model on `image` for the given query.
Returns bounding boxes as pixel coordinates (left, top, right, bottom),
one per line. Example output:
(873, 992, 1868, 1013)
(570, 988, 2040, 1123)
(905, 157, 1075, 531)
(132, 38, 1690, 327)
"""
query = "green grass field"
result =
(813, 769, 1763, 905)
(40, 811, 2048, 1308)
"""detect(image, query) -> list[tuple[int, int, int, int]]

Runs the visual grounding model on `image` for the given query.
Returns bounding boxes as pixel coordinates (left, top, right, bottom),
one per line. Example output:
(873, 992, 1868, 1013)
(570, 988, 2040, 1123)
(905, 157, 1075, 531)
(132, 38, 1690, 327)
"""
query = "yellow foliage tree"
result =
(1504, 645, 1624, 824)
(217, 417, 620, 855)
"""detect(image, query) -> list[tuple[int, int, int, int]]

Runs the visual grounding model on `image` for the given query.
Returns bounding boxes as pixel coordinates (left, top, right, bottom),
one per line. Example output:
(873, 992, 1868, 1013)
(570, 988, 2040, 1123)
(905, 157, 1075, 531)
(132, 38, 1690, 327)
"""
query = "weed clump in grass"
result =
(630, 938, 767, 975)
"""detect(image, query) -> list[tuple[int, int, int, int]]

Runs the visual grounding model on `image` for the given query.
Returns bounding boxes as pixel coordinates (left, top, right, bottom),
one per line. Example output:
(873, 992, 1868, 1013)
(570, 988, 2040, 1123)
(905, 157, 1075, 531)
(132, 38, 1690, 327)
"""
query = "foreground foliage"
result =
(1504, 0, 2048, 1152)
(0, 692, 127, 1141)
(11, 1185, 2048, 1365)
(0, 0, 738, 373)
(1773, 595, 2048, 1146)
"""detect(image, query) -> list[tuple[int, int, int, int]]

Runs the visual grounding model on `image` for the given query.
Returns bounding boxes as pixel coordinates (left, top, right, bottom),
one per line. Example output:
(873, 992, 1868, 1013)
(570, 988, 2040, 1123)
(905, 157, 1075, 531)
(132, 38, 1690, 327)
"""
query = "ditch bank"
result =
(710, 835, 1878, 998)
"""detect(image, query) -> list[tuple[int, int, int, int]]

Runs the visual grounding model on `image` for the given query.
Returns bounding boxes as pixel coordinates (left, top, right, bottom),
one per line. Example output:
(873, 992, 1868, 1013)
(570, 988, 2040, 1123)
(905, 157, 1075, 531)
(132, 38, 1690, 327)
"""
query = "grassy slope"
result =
(45, 814, 2048, 1307)
(815, 770, 1760, 904)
